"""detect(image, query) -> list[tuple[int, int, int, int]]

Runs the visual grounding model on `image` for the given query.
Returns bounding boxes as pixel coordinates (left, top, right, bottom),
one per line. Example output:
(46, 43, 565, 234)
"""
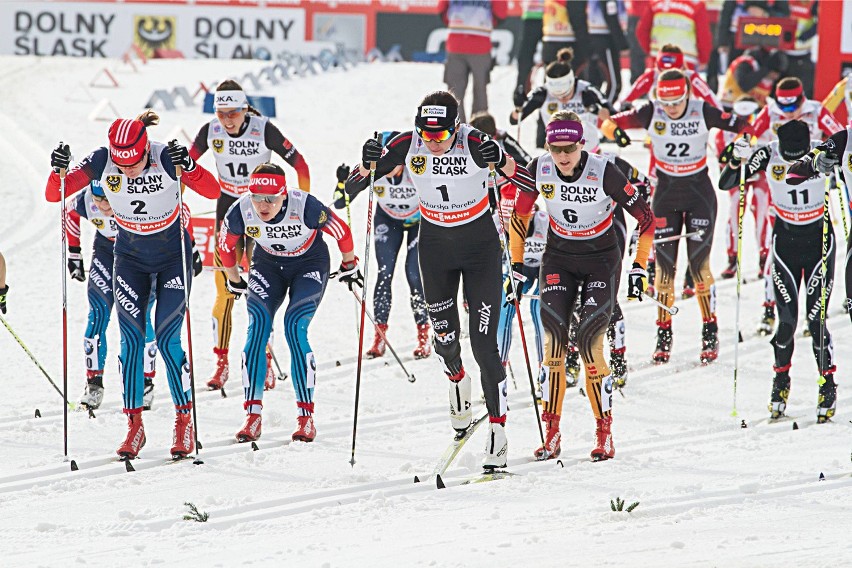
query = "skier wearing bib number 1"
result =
(347, 91, 535, 470)
(46, 110, 220, 459)
(190, 80, 312, 392)
(601, 69, 753, 365)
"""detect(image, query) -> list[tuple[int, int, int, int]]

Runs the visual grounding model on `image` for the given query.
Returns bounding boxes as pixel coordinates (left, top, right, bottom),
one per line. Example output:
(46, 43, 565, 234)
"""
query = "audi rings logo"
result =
(587, 281, 606, 289)
(540, 183, 555, 200)
(409, 156, 427, 176)
(691, 218, 710, 227)
(653, 121, 666, 135)
(105, 175, 122, 193)
(771, 164, 786, 182)
(212, 139, 225, 154)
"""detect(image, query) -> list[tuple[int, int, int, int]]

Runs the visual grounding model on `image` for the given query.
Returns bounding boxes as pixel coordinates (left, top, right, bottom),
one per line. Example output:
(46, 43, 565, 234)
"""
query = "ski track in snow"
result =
(1, 56, 851, 567)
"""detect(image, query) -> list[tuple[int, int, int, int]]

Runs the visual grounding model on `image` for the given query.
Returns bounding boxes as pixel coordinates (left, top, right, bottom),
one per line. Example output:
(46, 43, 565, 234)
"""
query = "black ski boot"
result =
(817, 373, 837, 424)
(769, 370, 791, 420)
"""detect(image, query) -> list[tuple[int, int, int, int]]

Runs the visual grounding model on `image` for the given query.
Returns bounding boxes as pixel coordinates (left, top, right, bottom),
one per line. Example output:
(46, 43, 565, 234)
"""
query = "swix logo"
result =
(546, 273, 560, 285)
(478, 302, 491, 333)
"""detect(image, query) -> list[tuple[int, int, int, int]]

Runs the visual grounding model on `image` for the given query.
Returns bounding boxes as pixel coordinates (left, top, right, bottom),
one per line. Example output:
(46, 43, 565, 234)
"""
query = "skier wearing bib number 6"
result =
(190, 80, 312, 392)
(507, 110, 656, 461)
(46, 110, 220, 459)
(346, 91, 535, 470)
(601, 69, 752, 365)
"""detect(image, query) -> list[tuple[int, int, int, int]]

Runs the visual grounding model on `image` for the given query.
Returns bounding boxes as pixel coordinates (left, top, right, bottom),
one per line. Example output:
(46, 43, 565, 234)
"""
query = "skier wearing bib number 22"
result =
(190, 80, 311, 392)
(46, 111, 220, 459)
(347, 91, 535, 470)
(601, 69, 752, 365)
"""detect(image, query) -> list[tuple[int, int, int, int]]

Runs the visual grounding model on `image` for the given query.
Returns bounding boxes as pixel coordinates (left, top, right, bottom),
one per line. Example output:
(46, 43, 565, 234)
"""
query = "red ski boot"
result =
(413, 324, 431, 359)
(652, 321, 673, 364)
(699, 317, 719, 365)
(534, 412, 562, 460)
(207, 348, 229, 390)
(236, 413, 263, 442)
(590, 415, 614, 461)
(116, 411, 146, 459)
(292, 415, 316, 442)
(264, 351, 276, 390)
(366, 323, 388, 359)
(171, 408, 195, 459)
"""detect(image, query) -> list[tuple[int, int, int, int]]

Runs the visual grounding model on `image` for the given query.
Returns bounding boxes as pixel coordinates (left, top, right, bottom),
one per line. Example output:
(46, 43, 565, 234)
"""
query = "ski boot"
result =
(768, 369, 791, 420)
(448, 368, 472, 437)
(366, 323, 388, 359)
(117, 412, 146, 459)
(413, 323, 431, 359)
(565, 345, 581, 387)
(171, 409, 195, 459)
(591, 415, 614, 461)
(757, 303, 776, 336)
(264, 351, 276, 390)
(610, 348, 628, 389)
(80, 371, 105, 410)
(483, 420, 508, 470)
(700, 318, 719, 364)
(142, 374, 155, 411)
(758, 249, 768, 275)
(534, 412, 561, 460)
(817, 373, 837, 424)
(652, 321, 673, 364)
(292, 415, 316, 442)
(236, 413, 262, 442)
(682, 271, 695, 299)
(721, 255, 738, 279)
(207, 348, 229, 390)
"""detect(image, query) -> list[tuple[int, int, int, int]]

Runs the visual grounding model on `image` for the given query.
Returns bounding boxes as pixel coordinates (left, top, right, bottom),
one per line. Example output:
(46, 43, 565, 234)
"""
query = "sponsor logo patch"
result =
(105, 175, 122, 193)
(410, 155, 427, 176)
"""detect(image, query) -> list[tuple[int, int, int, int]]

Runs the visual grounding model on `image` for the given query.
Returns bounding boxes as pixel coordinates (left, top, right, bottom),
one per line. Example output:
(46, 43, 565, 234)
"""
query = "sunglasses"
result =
(548, 143, 580, 154)
(416, 126, 455, 143)
(216, 108, 244, 119)
(250, 194, 281, 203)
(777, 102, 800, 113)
(658, 93, 688, 107)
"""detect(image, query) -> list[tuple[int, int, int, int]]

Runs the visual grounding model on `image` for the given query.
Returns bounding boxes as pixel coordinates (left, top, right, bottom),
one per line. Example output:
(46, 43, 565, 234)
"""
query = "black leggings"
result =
(418, 215, 506, 419)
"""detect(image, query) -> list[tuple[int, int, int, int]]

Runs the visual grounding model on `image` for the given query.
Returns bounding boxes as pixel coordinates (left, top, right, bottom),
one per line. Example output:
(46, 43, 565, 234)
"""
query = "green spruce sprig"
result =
(610, 497, 639, 513)
(183, 501, 209, 522)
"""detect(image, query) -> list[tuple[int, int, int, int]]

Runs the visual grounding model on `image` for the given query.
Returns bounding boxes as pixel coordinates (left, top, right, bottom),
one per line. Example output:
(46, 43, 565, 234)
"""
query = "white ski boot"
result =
(448, 370, 472, 435)
(142, 377, 155, 411)
(483, 421, 508, 469)
(80, 382, 104, 410)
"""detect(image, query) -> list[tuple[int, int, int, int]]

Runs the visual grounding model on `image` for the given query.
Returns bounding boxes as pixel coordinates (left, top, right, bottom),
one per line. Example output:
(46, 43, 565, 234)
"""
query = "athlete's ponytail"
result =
(545, 48, 574, 79)
(549, 110, 581, 123)
(135, 109, 160, 128)
(216, 79, 262, 116)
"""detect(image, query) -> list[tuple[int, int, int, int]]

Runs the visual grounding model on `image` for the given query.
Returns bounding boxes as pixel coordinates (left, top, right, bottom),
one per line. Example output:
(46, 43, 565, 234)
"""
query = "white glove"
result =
(733, 138, 752, 160)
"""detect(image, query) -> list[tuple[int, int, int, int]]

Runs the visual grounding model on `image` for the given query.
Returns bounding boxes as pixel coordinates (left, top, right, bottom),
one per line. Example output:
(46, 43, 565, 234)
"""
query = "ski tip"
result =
(196, 440, 203, 450)
(34, 408, 41, 418)
(88, 409, 96, 419)
(792, 421, 799, 430)
(251, 442, 259, 451)
(414, 475, 421, 483)
(740, 420, 747, 429)
(738, 332, 744, 343)
(436, 474, 446, 489)
(408, 374, 416, 383)
(70, 460, 78, 472)
(819, 472, 825, 481)
(556, 459, 564, 468)
(221, 389, 227, 399)
(193, 458, 205, 466)
(124, 460, 135, 472)
(335, 360, 341, 367)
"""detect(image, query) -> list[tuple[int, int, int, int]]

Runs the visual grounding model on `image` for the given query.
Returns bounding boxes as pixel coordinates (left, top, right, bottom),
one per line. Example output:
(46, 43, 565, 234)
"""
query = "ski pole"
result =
(351, 133, 381, 467)
(506, 359, 518, 390)
(171, 147, 203, 464)
(0, 314, 74, 409)
(653, 229, 705, 244)
(834, 166, 849, 240)
(59, 163, 69, 457)
(732, 161, 747, 417)
(490, 165, 546, 451)
(344, 187, 360, 337)
(267, 344, 289, 382)
(818, 174, 831, 394)
(642, 291, 679, 315)
(349, 288, 415, 382)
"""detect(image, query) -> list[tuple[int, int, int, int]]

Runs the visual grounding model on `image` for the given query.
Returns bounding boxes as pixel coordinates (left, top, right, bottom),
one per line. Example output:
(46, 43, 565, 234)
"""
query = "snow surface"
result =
(0, 55, 851, 567)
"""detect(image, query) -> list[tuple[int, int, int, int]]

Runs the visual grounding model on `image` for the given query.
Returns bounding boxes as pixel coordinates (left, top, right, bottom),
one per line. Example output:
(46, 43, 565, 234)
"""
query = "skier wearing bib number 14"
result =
(190, 80, 312, 392)
(46, 110, 220, 459)
(346, 91, 535, 470)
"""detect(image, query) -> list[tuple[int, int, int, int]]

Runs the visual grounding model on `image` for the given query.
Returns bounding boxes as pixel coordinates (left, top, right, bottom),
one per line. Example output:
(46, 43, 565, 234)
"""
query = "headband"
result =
(249, 173, 287, 196)
(214, 90, 248, 109)
(656, 51, 684, 71)
(657, 78, 687, 99)
(733, 99, 760, 116)
(546, 119, 585, 145)
(775, 85, 803, 105)
(546, 71, 575, 95)
(416, 104, 458, 130)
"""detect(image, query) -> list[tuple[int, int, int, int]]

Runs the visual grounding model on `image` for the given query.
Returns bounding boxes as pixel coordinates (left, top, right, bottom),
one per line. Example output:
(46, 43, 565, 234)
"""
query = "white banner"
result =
(0, 2, 306, 59)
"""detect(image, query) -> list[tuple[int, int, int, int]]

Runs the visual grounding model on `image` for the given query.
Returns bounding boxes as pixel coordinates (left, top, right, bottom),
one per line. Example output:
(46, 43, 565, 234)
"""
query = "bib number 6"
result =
(562, 208, 578, 223)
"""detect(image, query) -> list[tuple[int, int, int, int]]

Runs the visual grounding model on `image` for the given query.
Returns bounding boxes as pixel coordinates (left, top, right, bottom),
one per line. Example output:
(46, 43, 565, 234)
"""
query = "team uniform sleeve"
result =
(613, 156, 652, 201)
(734, 56, 766, 94)
(501, 132, 531, 164)
(45, 148, 107, 202)
(690, 73, 722, 108)
(719, 145, 771, 190)
(602, 161, 655, 268)
(159, 146, 221, 199)
(620, 69, 654, 104)
(303, 194, 354, 255)
(702, 103, 752, 135)
(189, 123, 210, 161)
(787, 130, 848, 185)
(345, 132, 409, 195)
(817, 105, 843, 138)
(265, 121, 311, 191)
(65, 194, 85, 249)
(511, 87, 547, 124)
(508, 157, 540, 264)
(601, 102, 654, 138)
(216, 200, 245, 268)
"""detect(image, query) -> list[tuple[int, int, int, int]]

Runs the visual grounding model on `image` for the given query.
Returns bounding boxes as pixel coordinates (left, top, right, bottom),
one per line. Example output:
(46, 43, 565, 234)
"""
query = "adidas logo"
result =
(163, 276, 184, 290)
(585, 296, 597, 306)
(303, 271, 322, 284)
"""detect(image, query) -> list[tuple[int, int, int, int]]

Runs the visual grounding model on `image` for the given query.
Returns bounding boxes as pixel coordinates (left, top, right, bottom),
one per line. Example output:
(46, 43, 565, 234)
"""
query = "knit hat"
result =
(776, 120, 810, 161)
(108, 119, 148, 167)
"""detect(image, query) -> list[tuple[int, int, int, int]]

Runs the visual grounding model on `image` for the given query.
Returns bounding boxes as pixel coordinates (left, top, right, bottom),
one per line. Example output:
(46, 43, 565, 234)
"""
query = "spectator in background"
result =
(636, 0, 712, 70)
(541, 0, 590, 66)
(719, 45, 789, 110)
(626, 0, 649, 84)
(514, 0, 544, 102)
(439, 0, 507, 123)
(582, 0, 629, 105)
(785, 0, 817, 97)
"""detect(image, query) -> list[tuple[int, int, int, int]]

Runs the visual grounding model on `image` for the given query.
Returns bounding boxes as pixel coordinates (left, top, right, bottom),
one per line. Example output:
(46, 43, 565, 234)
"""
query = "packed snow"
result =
(0, 54, 850, 567)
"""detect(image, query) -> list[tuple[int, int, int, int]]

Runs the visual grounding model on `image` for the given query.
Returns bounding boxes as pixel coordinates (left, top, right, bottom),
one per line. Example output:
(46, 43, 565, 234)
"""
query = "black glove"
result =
(612, 126, 631, 148)
(503, 262, 526, 306)
(337, 257, 364, 291)
(0, 284, 8, 314)
(192, 244, 203, 277)
(719, 141, 736, 165)
(626, 262, 648, 301)
(51, 143, 71, 172)
(336, 163, 351, 183)
(767, 50, 789, 74)
(512, 85, 527, 108)
(361, 138, 383, 169)
(68, 246, 85, 282)
(226, 276, 248, 299)
(167, 140, 196, 172)
(581, 90, 601, 113)
(814, 149, 840, 175)
(479, 138, 506, 167)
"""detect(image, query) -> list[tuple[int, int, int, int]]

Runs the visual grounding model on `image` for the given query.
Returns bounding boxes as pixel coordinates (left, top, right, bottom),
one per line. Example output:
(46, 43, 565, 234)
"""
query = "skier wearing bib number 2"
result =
(190, 80, 312, 392)
(47, 110, 220, 459)
(218, 163, 360, 443)
(348, 91, 535, 470)
(601, 69, 752, 365)
(507, 111, 656, 461)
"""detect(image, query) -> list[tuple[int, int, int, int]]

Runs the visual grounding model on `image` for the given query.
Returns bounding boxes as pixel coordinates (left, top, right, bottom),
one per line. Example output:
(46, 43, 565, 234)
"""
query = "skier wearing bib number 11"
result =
(190, 80, 312, 393)
(46, 110, 220, 459)
(346, 91, 536, 470)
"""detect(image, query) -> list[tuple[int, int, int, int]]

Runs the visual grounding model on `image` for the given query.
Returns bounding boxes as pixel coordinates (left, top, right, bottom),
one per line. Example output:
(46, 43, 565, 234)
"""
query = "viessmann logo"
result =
(133, 15, 176, 58)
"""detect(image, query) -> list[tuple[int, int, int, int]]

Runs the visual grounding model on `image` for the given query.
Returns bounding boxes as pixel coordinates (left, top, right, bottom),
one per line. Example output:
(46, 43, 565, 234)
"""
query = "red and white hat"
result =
(108, 119, 149, 167)
(249, 172, 287, 196)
